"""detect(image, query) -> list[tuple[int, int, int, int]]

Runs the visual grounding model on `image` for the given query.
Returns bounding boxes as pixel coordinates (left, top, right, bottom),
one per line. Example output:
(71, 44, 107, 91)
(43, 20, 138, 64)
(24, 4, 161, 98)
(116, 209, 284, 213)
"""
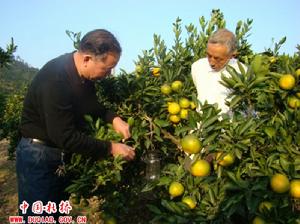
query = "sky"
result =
(1, 0, 299, 73)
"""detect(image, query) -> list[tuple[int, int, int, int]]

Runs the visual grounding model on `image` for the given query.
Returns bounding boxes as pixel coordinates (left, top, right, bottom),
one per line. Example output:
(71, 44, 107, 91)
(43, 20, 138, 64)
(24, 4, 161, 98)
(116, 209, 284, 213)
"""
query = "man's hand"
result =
(110, 142, 135, 161)
(112, 116, 131, 140)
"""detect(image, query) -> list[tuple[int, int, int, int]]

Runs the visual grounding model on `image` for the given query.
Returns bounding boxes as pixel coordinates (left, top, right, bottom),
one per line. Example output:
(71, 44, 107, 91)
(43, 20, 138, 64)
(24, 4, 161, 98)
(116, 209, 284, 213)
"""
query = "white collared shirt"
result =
(191, 58, 245, 113)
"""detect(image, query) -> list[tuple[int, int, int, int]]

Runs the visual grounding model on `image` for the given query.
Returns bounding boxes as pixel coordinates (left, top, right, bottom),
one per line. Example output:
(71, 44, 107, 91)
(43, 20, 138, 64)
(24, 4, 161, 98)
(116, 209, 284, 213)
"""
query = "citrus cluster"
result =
(166, 98, 196, 125)
(279, 72, 300, 109)
(168, 181, 197, 209)
(270, 173, 300, 198)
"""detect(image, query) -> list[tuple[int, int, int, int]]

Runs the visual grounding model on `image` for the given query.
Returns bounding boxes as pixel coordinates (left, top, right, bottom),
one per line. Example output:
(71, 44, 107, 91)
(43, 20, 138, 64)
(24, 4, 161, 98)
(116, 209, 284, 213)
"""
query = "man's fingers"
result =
(125, 147, 135, 160)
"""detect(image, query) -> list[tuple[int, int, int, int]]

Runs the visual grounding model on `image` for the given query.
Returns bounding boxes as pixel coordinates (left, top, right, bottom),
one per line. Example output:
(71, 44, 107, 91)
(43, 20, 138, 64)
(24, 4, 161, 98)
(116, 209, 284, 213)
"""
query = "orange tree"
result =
(64, 10, 300, 223)
(64, 10, 299, 223)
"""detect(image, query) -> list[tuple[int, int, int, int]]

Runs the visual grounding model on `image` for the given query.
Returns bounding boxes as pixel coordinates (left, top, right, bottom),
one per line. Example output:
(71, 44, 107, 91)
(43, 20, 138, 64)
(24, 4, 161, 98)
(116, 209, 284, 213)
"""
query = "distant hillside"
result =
(0, 57, 38, 95)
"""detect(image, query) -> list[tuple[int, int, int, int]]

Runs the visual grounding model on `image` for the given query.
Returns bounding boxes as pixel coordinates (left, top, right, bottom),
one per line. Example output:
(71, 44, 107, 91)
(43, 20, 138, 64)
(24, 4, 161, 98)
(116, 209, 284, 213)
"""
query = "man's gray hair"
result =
(208, 28, 237, 54)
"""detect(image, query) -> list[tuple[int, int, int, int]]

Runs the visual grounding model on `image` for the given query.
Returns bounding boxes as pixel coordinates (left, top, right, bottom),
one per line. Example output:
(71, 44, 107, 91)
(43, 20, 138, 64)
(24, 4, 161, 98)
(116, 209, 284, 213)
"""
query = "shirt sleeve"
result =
(191, 61, 199, 87)
(40, 80, 111, 158)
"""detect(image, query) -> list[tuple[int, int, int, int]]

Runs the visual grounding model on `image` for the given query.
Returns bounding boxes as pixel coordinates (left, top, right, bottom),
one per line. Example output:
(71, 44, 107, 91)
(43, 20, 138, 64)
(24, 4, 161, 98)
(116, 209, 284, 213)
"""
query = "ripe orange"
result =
(182, 196, 196, 209)
(288, 96, 300, 109)
(279, 74, 295, 90)
(252, 216, 265, 224)
(180, 135, 201, 154)
(169, 181, 184, 197)
(168, 102, 181, 115)
(152, 67, 160, 77)
(270, 173, 290, 193)
(190, 160, 210, 177)
(290, 179, 300, 198)
(180, 109, 189, 119)
(171, 80, 183, 92)
(216, 152, 235, 167)
(258, 201, 273, 213)
(161, 84, 172, 95)
(169, 114, 181, 124)
(179, 98, 190, 109)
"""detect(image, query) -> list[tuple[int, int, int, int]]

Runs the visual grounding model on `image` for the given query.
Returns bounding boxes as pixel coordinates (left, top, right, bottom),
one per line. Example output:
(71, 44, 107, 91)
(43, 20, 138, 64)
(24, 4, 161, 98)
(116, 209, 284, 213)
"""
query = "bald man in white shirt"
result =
(191, 29, 246, 113)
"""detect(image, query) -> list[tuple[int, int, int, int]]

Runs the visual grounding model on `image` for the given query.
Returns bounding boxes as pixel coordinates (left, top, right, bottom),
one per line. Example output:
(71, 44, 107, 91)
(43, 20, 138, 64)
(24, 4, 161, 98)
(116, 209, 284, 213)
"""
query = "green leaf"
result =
(146, 204, 162, 215)
(201, 114, 219, 129)
(84, 114, 93, 124)
(229, 95, 242, 108)
(154, 118, 170, 127)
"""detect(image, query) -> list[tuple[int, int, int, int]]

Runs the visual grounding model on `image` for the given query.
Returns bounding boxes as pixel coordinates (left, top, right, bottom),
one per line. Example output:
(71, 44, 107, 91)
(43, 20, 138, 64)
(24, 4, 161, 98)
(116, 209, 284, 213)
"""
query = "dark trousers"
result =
(16, 137, 70, 222)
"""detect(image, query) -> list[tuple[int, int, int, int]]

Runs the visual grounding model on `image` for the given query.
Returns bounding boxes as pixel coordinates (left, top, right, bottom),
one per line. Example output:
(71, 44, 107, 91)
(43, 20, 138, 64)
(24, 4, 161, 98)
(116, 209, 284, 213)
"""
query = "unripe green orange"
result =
(180, 135, 201, 154)
(161, 84, 172, 95)
(288, 96, 300, 109)
(171, 80, 183, 92)
(182, 196, 196, 209)
(216, 152, 235, 167)
(258, 201, 273, 213)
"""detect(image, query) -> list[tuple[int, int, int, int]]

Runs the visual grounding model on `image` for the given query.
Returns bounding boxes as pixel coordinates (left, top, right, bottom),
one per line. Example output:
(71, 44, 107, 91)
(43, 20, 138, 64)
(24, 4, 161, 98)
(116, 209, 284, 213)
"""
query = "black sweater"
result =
(20, 52, 111, 158)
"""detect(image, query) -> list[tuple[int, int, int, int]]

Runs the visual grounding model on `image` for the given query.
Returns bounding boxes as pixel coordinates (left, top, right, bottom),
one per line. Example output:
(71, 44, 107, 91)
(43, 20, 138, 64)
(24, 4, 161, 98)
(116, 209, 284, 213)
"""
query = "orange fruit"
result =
(168, 102, 181, 115)
(252, 216, 265, 224)
(179, 98, 190, 109)
(269, 56, 277, 63)
(295, 68, 300, 76)
(180, 109, 189, 119)
(180, 135, 201, 154)
(171, 80, 183, 92)
(169, 181, 184, 197)
(216, 152, 235, 167)
(290, 179, 300, 198)
(190, 160, 210, 177)
(169, 115, 181, 124)
(270, 173, 290, 193)
(182, 196, 196, 209)
(152, 67, 160, 77)
(190, 101, 197, 110)
(288, 96, 300, 109)
(258, 201, 273, 213)
(135, 65, 142, 73)
(161, 84, 172, 95)
(279, 74, 295, 90)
